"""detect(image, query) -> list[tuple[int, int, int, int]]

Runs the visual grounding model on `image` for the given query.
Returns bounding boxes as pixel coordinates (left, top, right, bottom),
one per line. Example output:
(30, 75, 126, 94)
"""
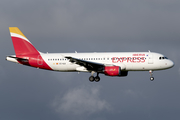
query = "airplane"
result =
(6, 27, 174, 82)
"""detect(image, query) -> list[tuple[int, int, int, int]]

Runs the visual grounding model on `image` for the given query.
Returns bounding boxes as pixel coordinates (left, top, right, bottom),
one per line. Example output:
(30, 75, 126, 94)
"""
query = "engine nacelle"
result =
(104, 66, 128, 77)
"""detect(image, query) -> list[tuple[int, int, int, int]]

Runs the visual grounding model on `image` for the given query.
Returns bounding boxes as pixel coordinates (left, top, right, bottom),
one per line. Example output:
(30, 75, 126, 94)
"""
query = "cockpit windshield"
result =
(159, 56, 168, 60)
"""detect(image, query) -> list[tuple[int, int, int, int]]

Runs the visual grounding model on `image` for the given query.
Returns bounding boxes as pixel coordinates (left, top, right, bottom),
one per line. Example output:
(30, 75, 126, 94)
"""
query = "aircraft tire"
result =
(89, 76, 95, 82)
(95, 76, 100, 82)
(150, 77, 154, 81)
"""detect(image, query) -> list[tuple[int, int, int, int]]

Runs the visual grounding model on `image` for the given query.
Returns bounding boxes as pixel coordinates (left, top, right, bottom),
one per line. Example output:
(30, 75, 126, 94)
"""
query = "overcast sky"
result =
(0, 0, 180, 120)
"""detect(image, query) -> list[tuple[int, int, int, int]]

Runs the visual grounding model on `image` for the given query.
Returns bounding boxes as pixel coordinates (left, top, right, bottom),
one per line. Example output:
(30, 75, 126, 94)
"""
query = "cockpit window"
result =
(159, 56, 168, 60)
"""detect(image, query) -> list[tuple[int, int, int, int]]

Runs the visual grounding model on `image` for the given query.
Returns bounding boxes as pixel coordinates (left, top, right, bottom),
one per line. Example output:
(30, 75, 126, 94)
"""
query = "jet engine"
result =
(104, 66, 128, 76)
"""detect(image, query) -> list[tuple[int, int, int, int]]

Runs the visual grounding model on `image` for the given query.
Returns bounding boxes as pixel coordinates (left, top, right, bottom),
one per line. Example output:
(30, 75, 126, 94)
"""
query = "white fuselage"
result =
(40, 52, 174, 72)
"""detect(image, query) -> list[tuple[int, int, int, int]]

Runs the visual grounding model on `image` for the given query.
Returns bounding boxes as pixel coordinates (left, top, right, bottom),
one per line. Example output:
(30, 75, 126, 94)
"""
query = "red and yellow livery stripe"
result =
(9, 27, 53, 70)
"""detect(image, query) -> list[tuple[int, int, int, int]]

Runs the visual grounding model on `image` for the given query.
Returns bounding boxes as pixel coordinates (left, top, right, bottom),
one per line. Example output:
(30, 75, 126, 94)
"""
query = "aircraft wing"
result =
(65, 56, 104, 72)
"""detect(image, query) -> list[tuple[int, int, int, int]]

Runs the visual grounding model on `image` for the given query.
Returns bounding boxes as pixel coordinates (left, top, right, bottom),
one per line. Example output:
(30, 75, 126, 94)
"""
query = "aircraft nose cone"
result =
(168, 60, 174, 68)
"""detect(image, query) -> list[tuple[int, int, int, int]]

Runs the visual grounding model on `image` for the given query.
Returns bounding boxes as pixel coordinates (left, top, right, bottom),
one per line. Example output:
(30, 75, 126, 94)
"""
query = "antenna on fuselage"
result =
(148, 50, 151, 53)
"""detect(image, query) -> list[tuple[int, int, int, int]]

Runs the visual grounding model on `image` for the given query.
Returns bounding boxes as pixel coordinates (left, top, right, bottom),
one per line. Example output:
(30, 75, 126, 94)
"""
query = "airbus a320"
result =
(6, 27, 174, 82)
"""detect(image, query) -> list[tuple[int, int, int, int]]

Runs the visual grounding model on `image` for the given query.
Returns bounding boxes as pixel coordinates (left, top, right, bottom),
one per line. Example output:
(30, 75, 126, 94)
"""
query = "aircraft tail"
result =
(9, 27, 39, 57)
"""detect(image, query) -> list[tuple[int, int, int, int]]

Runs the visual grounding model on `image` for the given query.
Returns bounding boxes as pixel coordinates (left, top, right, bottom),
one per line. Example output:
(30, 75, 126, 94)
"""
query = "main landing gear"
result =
(89, 72, 100, 82)
(149, 70, 154, 81)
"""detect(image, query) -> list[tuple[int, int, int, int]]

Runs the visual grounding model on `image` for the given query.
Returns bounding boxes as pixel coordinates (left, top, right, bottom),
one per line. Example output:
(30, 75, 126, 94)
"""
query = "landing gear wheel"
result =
(89, 76, 95, 82)
(150, 77, 154, 81)
(149, 70, 154, 81)
(95, 76, 100, 82)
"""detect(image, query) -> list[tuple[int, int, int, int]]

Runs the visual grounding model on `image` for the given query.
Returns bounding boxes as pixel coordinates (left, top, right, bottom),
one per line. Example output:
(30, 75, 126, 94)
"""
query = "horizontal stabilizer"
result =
(6, 56, 28, 64)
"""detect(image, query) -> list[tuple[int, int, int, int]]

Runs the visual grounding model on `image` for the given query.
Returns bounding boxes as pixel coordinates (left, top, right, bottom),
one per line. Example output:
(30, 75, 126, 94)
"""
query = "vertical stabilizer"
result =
(9, 27, 39, 56)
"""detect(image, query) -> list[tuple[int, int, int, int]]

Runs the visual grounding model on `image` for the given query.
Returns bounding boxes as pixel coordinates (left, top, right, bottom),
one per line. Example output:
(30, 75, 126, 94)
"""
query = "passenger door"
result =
(148, 54, 153, 64)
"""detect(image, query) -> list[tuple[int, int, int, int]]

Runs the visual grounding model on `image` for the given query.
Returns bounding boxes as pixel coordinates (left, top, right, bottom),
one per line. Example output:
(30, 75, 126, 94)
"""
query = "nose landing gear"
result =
(149, 70, 154, 81)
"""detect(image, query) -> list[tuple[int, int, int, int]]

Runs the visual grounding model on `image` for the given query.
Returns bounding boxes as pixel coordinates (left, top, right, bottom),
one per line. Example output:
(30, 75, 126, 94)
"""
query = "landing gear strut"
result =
(89, 72, 100, 82)
(149, 70, 154, 81)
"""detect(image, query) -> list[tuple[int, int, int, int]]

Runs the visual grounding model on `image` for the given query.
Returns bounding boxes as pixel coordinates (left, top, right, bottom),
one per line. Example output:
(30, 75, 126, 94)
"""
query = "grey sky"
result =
(0, 0, 180, 120)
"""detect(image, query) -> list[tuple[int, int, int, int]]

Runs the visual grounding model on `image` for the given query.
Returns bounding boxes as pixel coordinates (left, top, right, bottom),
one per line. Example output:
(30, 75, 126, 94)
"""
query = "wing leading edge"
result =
(65, 56, 104, 72)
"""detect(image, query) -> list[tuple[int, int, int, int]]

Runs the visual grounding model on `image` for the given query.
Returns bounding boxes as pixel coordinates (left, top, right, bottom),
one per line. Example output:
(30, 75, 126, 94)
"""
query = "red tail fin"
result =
(9, 27, 39, 56)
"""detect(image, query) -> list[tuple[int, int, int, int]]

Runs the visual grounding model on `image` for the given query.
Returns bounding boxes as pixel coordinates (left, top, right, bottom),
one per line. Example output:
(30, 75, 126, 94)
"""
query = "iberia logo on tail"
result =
(8, 27, 52, 70)
(9, 27, 38, 56)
